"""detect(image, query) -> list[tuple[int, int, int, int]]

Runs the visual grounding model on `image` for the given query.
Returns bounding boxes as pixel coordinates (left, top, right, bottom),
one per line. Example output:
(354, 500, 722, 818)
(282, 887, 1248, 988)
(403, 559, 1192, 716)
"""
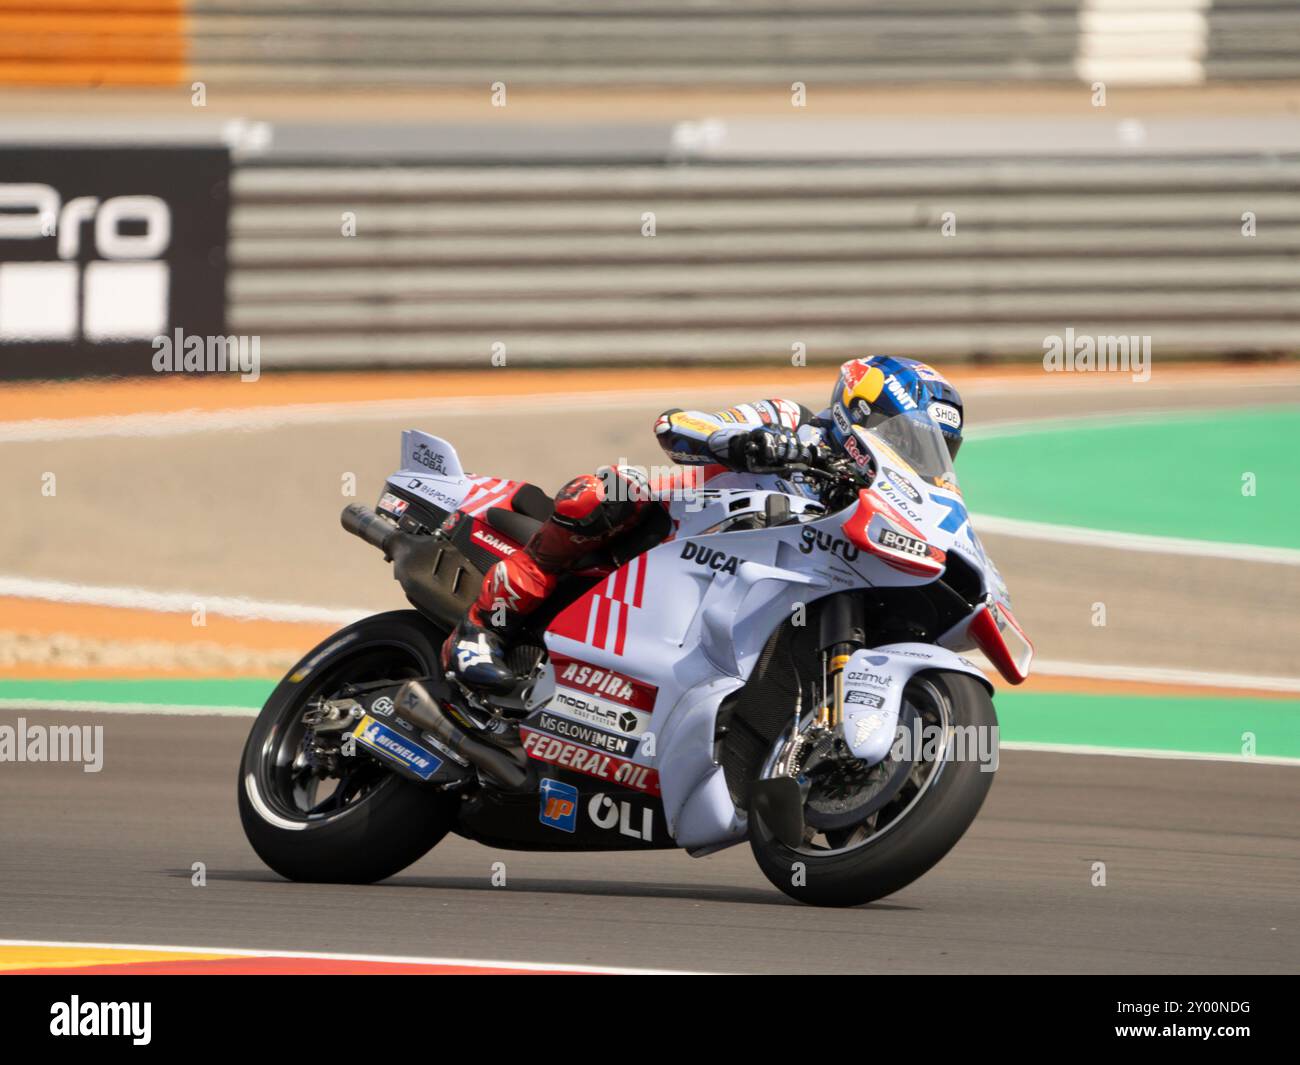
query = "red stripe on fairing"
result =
(614, 599, 628, 656)
(8, 957, 583, 976)
(460, 477, 500, 507)
(632, 555, 647, 607)
(464, 483, 519, 517)
(612, 561, 630, 603)
(593, 595, 612, 650)
(631, 553, 647, 603)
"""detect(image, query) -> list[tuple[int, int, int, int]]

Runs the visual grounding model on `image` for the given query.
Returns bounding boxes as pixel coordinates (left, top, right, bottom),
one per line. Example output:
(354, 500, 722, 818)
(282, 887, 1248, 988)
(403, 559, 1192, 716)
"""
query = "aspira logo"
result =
(0, 184, 171, 343)
(50, 997, 151, 1045)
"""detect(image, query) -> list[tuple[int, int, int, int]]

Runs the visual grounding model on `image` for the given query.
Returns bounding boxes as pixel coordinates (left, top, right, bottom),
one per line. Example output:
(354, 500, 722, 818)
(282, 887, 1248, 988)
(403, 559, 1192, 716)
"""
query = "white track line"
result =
(970, 513, 1300, 566)
(0, 938, 699, 975)
(1031, 657, 1300, 694)
(1000, 742, 1299, 767)
(0, 699, 258, 717)
(0, 574, 366, 625)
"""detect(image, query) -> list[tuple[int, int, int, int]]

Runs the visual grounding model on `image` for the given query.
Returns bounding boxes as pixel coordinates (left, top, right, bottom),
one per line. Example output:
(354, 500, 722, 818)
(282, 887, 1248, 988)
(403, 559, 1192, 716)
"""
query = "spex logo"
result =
(798, 526, 862, 562)
(679, 541, 741, 574)
(539, 777, 578, 832)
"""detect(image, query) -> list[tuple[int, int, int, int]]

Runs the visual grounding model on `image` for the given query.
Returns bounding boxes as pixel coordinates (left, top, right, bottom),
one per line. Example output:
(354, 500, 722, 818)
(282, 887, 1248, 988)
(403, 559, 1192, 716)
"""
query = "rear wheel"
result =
(749, 671, 996, 907)
(238, 611, 458, 883)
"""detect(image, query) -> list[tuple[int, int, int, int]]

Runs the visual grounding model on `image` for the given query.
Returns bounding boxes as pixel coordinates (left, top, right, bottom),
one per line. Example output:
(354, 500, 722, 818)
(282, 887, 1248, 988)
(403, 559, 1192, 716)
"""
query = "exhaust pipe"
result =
(395, 680, 530, 790)
(341, 503, 399, 554)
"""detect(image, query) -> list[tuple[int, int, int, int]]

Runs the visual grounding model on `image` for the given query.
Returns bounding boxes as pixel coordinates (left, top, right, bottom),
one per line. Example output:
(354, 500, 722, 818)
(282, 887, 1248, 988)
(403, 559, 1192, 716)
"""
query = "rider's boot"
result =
(441, 551, 557, 694)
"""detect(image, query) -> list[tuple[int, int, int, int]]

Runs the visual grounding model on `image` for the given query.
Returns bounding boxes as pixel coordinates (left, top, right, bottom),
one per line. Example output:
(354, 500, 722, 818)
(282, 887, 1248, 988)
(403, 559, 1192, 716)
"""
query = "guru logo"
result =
(680, 542, 740, 574)
(798, 526, 861, 562)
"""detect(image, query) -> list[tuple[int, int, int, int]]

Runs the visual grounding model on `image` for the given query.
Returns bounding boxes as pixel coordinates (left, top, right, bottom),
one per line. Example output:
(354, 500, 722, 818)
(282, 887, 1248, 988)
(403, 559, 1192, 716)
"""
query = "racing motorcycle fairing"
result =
(839, 643, 992, 764)
(362, 416, 1029, 853)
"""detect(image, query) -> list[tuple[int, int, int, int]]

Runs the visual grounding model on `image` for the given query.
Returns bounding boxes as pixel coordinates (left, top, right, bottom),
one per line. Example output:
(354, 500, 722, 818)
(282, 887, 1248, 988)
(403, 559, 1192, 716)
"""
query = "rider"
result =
(443, 356, 965, 692)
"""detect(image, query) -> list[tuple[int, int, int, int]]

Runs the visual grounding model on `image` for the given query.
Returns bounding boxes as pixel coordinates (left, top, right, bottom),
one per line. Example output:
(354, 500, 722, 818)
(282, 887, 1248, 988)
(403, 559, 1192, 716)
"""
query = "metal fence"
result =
(229, 120, 1300, 367)
(10, 1, 1300, 88)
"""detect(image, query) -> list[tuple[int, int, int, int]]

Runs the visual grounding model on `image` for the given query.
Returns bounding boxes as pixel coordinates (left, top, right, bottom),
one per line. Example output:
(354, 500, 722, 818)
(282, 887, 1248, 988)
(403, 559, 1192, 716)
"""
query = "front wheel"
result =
(749, 671, 996, 907)
(238, 610, 458, 884)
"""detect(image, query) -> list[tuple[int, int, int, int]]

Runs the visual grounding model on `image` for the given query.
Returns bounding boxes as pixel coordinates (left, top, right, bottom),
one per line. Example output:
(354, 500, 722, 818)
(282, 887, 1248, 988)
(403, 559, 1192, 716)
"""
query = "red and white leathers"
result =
(442, 399, 826, 690)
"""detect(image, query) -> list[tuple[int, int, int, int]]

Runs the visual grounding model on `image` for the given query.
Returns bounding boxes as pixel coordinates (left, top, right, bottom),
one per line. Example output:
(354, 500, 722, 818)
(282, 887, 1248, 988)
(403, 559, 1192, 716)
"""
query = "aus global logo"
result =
(539, 777, 578, 833)
(411, 442, 448, 474)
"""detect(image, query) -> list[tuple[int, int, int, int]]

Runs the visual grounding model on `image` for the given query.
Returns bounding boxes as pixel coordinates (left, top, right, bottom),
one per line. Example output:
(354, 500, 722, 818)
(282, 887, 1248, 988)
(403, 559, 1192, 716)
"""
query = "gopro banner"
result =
(0, 146, 230, 380)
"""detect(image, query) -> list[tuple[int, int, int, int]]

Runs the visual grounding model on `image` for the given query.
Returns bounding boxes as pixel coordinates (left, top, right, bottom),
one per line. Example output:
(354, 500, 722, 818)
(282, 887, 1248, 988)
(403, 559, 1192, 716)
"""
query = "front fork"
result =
(815, 593, 868, 730)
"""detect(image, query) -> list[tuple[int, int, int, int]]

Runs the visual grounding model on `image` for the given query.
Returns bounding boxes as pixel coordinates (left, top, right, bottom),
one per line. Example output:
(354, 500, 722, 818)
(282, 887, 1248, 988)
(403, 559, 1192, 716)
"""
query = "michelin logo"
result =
(353, 715, 443, 780)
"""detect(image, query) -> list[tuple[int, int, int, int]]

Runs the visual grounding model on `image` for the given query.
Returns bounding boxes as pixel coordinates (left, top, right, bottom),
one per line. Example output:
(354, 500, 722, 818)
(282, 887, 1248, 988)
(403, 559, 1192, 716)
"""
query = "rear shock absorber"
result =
(817, 593, 868, 729)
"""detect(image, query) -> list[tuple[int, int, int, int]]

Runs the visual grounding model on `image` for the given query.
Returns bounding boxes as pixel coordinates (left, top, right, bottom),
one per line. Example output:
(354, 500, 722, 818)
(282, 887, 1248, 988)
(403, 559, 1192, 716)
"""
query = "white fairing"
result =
(398, 424, 1020, 852)
(387, 430, 474, 513)
(840, 645, 988, 764)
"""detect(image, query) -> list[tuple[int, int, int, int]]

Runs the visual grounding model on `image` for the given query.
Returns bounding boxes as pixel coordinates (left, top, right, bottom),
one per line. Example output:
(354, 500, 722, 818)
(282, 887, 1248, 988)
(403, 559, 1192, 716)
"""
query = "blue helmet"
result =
(826, 355, 965, 461)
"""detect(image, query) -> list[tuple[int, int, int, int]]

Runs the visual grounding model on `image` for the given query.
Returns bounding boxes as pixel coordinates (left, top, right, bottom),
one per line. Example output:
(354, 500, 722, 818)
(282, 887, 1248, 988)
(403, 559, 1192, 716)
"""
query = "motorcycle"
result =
(238, 412, 1033, 906)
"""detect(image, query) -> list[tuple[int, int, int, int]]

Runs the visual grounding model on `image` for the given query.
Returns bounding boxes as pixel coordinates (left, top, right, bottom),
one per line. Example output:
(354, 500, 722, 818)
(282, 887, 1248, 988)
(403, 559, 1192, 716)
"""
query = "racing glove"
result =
(726, 425, 820, 471)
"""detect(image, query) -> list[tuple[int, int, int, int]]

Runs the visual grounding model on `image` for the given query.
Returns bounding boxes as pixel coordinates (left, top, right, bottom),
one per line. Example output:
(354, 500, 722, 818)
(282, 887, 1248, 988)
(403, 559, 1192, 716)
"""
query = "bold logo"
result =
(588, 793, 654, 842)
(535, 711, 637, 758)
(845, 690, 885, 708)
(539, 777, 578, 832)
(352, 715, 443, 780)
(410, 441, 447, 474)
(846, 671, 890, 688)
(877, 528, 929, 557)
(799, 526, 861, 562)
(679, 541, 740, 575)
(369, 695, 396, 718)
(521, 730, 660, 795)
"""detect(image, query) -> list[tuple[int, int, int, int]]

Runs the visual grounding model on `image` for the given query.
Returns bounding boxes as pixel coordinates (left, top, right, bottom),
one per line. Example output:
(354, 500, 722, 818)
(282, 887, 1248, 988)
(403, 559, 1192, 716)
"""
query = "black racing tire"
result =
(749, 671, 997, 907)
(238, 610, 458, 884)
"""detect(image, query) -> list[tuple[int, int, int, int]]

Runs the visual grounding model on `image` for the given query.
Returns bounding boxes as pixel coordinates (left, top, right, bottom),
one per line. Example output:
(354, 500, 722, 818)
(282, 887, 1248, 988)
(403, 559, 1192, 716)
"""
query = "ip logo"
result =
(539, 778, 578, 833)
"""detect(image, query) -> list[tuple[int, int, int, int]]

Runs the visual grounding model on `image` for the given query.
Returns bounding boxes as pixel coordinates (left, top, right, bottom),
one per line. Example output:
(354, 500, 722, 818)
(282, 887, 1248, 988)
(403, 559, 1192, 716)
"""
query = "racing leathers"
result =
(441, 399, 828, 692)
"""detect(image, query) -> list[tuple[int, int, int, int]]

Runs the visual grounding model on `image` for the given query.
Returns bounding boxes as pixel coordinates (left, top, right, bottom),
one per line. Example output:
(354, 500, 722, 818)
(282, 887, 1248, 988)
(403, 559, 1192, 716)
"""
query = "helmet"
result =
(826, 355, 965, 462)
